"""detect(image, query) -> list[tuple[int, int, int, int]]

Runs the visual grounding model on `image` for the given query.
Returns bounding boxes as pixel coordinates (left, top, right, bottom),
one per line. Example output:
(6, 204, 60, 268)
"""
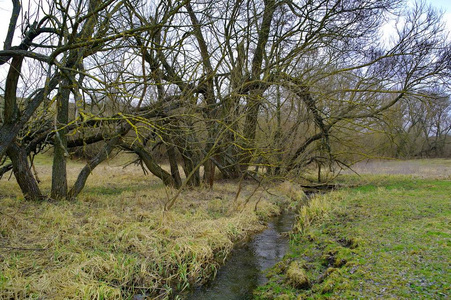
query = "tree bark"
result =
(179, 147, 201, 187)
(7, 143, 43, 201)
(132, 144, 179, 188)
(185, 2, 217, 186)
(2, 54, 43, 200)
(51, 78, 70, 199)
(67, 136, 120, 200)
(237, 0, 276, 174)
(166, 143, 182, 188)
(0, 74, 60, 159)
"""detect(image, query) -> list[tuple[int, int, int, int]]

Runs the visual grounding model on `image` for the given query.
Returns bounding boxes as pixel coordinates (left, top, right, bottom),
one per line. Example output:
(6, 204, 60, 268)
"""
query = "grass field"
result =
(0, 154, 300, 299)
(255, 166, 451, 299)
(1, 157, 450, 299)
(346, 158, 451, 178)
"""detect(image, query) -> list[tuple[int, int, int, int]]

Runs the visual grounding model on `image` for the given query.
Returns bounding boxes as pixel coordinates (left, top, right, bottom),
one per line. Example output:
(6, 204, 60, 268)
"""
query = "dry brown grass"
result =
(346, 158, 451, 179)
(0, 154, 286, 299)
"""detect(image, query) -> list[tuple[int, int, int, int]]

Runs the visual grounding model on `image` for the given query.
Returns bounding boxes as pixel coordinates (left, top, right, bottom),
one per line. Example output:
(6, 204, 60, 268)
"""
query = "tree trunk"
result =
(173, 123, 201, 187)
(68, 136, 120, 200)
(241, 91, 263, 171)
(0, 75, 61, 159)
(51, 78, 70, 199)
(166, 143, 182, 188)
(7, 143, 43, 201)
(132, 144, 179, 188)
(2, 55, 43, 200)
(181, 153, 201, 187)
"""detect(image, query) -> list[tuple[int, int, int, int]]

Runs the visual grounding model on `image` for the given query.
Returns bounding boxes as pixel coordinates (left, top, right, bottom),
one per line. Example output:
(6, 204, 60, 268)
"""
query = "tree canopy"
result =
(1, 0, 450, 201)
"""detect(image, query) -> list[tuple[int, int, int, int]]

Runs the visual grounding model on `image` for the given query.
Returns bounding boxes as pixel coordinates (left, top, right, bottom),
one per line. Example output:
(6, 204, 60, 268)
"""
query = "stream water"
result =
(185, 211, 296, 300)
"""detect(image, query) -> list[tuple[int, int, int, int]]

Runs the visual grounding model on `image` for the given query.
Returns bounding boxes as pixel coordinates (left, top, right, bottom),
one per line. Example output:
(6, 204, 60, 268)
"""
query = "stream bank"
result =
(184, 211, 296, 300)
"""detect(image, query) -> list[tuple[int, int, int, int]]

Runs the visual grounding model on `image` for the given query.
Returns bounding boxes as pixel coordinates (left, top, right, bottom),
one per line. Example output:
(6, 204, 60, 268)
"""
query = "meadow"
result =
(1, 157, 450, 299)
(0, 154, 296, 299)
(256, 160, 451, 299)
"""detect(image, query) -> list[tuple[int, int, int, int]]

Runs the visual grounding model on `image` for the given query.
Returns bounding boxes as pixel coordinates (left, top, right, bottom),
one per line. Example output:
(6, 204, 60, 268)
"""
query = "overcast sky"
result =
(429, 0, 451, 30)
(0, 0, 450, 49)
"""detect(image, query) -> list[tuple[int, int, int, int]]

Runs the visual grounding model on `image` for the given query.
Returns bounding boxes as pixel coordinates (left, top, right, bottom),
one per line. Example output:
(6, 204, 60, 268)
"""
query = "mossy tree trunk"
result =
(51, 78, 70, 199)
(166, 143, 183, 188)
(130, 143, 180, 188)
(7, 143, 43, 200)
(3, 53, 43, 200)
(68, 135, 121, 200)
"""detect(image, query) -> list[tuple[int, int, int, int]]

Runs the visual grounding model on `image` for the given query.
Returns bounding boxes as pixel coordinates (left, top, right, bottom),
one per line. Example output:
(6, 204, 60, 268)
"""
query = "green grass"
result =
(2, 156, 450, 299)
(255, 176, 451, 299)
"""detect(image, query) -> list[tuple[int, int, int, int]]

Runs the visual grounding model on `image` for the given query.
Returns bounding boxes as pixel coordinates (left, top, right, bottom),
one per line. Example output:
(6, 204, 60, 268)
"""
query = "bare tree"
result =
(1, 0, 450, 201)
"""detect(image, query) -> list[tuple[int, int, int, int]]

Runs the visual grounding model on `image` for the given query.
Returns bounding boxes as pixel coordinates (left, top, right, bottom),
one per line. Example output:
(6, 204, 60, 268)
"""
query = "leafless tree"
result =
(1, 0, 450, 201)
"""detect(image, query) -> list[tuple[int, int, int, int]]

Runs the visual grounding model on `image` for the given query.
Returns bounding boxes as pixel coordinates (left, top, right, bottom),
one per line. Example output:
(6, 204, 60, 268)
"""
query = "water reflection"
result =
(186, 212, 295, 300)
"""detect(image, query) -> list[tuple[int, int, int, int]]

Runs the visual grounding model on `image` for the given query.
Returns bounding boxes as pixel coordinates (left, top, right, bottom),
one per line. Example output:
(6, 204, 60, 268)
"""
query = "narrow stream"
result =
(185, 211, 296, 300)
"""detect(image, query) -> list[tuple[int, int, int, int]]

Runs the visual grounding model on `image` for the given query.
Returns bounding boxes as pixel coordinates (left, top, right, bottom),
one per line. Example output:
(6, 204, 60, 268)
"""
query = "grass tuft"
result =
(286, 261, 310, 289)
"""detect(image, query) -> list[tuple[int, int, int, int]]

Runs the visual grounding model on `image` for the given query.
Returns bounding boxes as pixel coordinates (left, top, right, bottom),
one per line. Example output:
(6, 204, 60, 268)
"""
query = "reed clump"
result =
(294, 191, 345, 234)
